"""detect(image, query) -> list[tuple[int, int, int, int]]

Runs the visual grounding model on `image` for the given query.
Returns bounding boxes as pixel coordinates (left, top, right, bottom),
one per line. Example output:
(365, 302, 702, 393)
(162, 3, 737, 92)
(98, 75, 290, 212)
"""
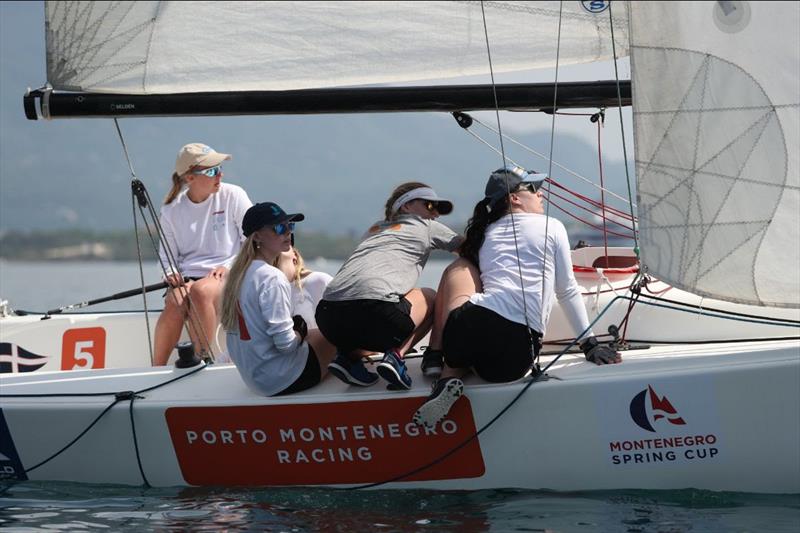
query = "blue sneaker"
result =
(328, 353, 378, 387)
(376, 350, 412, 390)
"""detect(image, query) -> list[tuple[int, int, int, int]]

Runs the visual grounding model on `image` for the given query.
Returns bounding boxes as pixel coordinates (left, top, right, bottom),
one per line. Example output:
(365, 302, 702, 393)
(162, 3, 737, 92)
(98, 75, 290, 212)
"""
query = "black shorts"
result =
(274, 345, 322, 396)
(442, 301, 542, 383)
(315, 298, 415, 355)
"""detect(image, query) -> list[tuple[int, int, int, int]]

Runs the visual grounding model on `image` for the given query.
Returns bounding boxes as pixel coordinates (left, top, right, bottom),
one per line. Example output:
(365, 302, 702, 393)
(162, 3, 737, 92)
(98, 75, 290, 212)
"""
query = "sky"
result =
(0, 1, 634, 236)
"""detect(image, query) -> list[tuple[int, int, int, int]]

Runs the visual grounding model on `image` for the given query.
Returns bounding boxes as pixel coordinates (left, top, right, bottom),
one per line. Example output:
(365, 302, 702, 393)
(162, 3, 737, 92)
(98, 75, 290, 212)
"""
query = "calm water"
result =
(1, 484, 798, 532)
(0, 259, 441, 313)
(1, 261, 799, 532)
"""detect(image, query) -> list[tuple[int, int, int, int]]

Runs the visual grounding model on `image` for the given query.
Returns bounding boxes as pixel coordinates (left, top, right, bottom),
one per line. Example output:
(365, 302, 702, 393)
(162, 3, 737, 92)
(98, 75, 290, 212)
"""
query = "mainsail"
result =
(630, 1, 800, 308)
(44, 1, 629, 94)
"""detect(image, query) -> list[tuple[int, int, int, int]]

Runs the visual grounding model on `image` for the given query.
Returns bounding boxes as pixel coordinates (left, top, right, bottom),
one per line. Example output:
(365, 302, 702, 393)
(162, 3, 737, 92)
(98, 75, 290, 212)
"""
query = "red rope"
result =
(545, 200, 635, 240)
(546, 187, 635, 232)
(548, 179, 634, 221)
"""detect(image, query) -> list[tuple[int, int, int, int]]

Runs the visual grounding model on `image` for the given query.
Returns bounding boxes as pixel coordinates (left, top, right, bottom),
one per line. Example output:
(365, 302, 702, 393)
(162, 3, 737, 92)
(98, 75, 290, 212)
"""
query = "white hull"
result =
(1, 339, 798, 492)
(2, 248, 798, 491)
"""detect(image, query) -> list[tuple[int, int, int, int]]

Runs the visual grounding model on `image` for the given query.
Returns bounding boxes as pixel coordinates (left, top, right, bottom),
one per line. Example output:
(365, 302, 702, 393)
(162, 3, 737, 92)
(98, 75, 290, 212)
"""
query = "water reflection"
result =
(1, 482, 799, 532)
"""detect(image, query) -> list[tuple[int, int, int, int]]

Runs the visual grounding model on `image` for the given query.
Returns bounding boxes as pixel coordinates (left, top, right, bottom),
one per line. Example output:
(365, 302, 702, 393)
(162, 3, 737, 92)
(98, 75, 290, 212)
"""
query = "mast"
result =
(23, 80, 630, 120)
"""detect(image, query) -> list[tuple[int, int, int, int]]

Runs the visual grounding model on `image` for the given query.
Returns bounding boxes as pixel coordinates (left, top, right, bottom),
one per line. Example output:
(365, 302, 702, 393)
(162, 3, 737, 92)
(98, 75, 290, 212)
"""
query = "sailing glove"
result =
(580, 336, 619, 365)
(292, 315, 308, 343)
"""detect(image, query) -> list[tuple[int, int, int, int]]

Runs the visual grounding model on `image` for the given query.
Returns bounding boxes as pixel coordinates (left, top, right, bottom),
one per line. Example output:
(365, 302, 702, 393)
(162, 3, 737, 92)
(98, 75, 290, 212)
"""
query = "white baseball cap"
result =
(174, 143, 231, 176)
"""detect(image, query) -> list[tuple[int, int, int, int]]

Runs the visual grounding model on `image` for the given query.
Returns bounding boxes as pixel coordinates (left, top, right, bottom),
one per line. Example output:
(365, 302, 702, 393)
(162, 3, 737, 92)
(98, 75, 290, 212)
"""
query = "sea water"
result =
(1, 261, 799, 532)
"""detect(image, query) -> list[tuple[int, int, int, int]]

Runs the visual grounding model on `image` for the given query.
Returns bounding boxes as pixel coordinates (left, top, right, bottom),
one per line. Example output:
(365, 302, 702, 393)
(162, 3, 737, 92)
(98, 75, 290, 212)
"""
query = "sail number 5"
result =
(61, 327, 106, 370)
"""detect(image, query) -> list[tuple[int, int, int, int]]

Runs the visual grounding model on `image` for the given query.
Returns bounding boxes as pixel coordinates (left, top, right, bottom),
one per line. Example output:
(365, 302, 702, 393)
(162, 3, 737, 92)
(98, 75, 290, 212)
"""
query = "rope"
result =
(114, 119, 155, 365)
(133, 185, 216, 362)
(608, 1, 639, 255)
(470, 115, 636, 208)
(1, 363, 208, 485)
(348, 293, 798, 489)
(458, 122, 637, 237)
(112, 118, 216, 362)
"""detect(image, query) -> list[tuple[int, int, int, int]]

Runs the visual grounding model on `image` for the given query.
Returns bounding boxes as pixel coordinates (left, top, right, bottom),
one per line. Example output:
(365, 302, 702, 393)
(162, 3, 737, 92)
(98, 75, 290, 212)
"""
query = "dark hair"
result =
(459, 195, 510, 266)
(384, 181, 429, 221)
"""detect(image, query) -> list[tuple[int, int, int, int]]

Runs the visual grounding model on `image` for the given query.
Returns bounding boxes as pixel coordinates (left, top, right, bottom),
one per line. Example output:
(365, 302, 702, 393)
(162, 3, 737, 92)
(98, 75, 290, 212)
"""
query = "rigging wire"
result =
(608, 1, 639, 255)
(469, 115, 637, 208)
(596, 111, 611, 264)
(457, 117, 637, 237)
(539, 0, 564, 333)
(479, 0, 537, 354)
(112, 119, 216, 362)
(113, 118, 154, 365)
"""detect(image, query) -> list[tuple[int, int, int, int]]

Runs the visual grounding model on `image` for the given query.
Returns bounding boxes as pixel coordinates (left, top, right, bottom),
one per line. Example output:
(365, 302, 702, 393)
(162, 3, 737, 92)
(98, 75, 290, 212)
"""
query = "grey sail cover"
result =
(44, 1, 629, 93)
(630, 1, 800, 308)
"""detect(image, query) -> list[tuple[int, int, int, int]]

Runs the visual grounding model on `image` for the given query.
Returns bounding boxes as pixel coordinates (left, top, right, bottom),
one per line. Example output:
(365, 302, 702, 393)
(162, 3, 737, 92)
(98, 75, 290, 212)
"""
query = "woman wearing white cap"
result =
(153, 143, 253, 365)
(413, 165, 621, 429)
(315, 181, 463, 391)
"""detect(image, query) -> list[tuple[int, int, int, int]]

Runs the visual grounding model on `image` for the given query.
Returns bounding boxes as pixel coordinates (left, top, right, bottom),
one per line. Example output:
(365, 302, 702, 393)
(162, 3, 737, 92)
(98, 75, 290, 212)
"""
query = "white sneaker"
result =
(413, 377, 464, 429)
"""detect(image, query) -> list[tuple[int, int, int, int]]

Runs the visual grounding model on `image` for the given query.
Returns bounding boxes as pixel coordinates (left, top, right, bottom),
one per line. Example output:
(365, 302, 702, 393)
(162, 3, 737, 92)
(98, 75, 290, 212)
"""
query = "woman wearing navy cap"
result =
(220, 202, 337, 396)
(413, 165, 621, 429)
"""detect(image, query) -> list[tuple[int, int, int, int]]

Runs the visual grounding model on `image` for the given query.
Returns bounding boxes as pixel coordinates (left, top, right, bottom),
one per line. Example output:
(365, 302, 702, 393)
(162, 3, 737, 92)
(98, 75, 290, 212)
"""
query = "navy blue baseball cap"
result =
(242, 202, 304, 237)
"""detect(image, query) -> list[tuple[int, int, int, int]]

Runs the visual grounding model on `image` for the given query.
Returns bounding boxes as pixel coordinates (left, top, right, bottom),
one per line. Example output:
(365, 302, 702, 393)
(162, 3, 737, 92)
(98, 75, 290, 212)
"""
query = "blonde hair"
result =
(164, 172, 185, 205)
(273, 246, 313, 290)
(220, 234, 258, 332)
(384, 181, 430, 221)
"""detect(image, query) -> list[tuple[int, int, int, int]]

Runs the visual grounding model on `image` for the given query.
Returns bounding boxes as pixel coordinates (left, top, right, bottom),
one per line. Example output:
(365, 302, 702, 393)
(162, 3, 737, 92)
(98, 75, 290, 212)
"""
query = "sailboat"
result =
(1, 1, 798, 492)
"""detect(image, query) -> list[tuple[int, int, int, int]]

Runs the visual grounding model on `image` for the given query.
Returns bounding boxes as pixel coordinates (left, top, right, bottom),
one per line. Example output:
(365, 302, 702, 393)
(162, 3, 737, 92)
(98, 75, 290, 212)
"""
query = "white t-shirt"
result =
(290, 271, 333, 329)
(470, 213, 593, 338)
(226, 260, 310, 396)
(158, 183, 253, 278)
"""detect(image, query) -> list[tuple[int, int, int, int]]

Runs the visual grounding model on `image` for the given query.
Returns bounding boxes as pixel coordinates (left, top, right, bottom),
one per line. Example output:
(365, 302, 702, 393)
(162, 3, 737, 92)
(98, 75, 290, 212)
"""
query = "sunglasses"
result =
(272, 222, 295, 235)
(517, 182, 541, 194)
(420, 200, 439, 212)
(191, 165, 222, 178)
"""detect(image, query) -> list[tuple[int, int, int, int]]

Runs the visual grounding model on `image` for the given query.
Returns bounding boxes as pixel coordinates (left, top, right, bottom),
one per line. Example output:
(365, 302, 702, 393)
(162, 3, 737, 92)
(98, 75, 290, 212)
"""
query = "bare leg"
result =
(428, 258, 482, 350)
(413, 259, 482, 426)
(306, 328, 337, 377)
(397, 287, 436, 356)
(153, 283, 192, 366)
(184, 277, 224, 358)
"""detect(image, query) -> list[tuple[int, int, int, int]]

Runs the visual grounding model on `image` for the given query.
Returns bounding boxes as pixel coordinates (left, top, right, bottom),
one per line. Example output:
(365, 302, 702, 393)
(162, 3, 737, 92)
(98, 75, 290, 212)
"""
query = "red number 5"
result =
(61, 327, 106, 370)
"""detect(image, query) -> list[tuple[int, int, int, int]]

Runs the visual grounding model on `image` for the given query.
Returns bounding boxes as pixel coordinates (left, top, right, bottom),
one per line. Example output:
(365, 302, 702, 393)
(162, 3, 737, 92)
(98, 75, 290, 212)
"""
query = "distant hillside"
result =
(0, 219, 631, 262)
(0, 110, 634, 237)
(0, 229, 361, 262)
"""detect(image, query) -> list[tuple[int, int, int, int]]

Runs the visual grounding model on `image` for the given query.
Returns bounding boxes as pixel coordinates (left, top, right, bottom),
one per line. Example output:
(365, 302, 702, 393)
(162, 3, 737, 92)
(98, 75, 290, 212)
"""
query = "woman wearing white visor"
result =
(315, 182, 463, 390)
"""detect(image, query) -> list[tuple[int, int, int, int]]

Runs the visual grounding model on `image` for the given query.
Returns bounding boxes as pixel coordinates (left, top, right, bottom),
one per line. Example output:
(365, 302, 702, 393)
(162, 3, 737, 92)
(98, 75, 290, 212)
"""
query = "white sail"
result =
(44, 1, 629, 94)
(629, 1, 800, 308)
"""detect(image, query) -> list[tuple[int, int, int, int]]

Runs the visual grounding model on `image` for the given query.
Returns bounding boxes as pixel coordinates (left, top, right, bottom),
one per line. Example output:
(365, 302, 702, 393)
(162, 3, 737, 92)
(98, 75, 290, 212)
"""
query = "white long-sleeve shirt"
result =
(470, 213, 593, 339)
(158, 183, 252, 278)
(290, 271, 333, 329)
(226, 260, 309, 397)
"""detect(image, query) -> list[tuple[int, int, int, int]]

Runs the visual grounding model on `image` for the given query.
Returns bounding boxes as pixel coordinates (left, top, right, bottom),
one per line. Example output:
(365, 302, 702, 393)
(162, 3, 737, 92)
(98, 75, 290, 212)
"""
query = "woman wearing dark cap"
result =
(153, 143, 252, 365)
(315, 182, 463, 391)
(413, 165, 621, 429)
(220, 202, 337, 396)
